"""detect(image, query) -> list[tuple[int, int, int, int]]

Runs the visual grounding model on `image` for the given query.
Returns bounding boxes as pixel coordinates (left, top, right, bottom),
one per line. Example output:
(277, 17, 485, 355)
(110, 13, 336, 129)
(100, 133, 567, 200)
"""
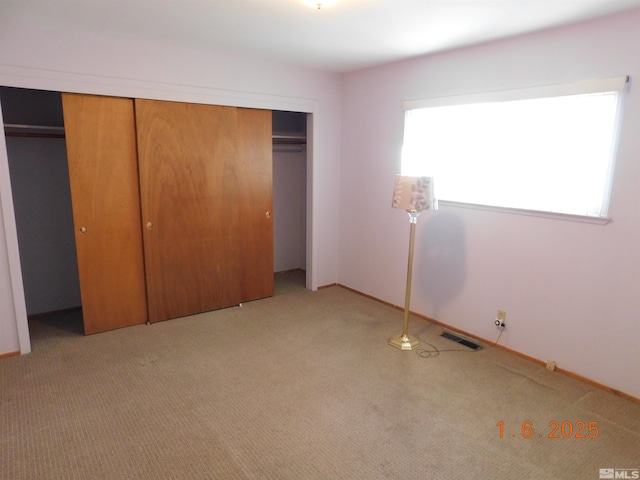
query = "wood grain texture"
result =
(62, 93, 148, 334)
(136, 100, 239, 322)
(236, 108, 274, 302)
(136, 100, 274, 322)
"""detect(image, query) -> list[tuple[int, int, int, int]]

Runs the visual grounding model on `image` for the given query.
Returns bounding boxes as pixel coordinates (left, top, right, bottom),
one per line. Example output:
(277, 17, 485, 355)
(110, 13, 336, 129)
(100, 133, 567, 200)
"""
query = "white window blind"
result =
(401, 76, 628, 218)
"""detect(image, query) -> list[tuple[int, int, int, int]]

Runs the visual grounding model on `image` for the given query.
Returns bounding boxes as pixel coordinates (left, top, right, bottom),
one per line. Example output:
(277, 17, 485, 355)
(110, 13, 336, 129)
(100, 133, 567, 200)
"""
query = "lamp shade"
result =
(392, 175, 437, 212)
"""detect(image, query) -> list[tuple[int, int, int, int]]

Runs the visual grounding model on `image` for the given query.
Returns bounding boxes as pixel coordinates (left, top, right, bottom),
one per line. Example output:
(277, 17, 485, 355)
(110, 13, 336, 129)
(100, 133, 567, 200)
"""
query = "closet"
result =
(2, 87, 304, 339)
(62, 93, 274, 331)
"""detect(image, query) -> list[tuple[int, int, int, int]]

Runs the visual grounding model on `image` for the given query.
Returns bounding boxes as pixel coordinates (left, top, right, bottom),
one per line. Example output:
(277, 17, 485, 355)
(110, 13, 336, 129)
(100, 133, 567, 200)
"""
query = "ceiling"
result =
(3, 0, 640, 73)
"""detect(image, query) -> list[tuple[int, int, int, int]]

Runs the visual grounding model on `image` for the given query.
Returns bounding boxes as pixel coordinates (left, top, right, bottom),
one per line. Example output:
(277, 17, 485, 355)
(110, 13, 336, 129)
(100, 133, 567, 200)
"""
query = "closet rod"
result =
(4, 123, 65, 139)
(273, 144, 306, 152)
(272, 134, 306, 146)
(4, 123, 65, 132)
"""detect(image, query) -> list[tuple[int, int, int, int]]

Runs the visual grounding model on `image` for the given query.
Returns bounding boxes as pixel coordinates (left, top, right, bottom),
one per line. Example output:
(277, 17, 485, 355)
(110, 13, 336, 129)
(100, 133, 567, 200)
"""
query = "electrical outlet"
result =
(494, 309, 507, 327)
(546, 361, 556, 371)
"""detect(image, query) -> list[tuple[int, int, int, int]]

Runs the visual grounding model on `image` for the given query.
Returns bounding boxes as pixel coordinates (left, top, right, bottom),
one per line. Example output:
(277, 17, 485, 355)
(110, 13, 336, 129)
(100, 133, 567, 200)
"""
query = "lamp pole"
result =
(388, 210, 422, 350)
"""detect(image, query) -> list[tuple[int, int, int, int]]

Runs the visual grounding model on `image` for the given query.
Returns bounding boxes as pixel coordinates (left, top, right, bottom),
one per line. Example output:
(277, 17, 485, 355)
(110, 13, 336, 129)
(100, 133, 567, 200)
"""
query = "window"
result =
(401, 76, 628, 219)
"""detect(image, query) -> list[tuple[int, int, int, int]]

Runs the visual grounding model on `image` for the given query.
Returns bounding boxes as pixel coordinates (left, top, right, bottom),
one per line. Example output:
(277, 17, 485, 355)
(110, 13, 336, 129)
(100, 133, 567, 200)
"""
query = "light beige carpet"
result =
(1, 271, 639, 479)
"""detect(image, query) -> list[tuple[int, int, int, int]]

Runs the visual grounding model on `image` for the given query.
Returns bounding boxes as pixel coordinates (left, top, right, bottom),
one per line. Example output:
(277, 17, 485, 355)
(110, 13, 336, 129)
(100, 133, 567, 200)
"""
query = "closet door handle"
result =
(265, 211, 271, 219)
(79, 227, 87, 234)
(146, 222, 154, 230)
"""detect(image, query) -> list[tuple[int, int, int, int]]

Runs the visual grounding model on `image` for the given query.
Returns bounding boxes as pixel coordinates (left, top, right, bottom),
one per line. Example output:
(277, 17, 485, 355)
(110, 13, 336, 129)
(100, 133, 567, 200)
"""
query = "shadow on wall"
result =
(414, 211, 466, 319)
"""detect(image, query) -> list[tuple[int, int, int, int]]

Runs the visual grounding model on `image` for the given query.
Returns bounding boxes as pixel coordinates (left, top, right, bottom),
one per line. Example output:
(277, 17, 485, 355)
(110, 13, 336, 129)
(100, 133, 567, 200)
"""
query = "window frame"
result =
(402, 76, 629, 223)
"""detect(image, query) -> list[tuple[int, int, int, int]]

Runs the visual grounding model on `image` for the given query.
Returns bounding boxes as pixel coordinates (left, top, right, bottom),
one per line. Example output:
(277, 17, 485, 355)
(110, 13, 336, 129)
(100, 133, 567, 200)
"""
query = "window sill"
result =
(439, 200, 612, 225)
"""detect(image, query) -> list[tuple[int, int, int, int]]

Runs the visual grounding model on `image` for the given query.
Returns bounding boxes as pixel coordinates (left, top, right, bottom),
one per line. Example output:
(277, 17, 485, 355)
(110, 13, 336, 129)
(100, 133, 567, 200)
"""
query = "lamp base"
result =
(387, 333, 421, 351)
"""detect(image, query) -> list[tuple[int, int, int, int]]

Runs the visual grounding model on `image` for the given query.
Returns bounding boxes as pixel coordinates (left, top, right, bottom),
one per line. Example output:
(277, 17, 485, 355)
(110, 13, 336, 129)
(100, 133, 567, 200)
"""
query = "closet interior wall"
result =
(0, 87, 80, 316)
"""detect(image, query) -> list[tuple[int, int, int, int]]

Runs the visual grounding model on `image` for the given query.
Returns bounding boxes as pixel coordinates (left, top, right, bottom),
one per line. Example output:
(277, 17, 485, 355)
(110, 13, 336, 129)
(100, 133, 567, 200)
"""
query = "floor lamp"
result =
(388, 175, 437, 350)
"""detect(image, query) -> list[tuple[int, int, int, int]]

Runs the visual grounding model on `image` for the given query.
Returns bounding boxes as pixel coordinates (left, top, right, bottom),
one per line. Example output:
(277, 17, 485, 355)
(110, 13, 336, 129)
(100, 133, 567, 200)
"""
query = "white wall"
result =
(339, 10, 640, 398)
(0, 17, 343, 355)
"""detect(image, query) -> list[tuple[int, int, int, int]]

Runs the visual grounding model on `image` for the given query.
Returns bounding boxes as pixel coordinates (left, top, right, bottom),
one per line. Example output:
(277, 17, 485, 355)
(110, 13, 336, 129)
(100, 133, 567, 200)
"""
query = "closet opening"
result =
(272, 110, 308, 292)
(1, 87, 313, 347)
(0, 86, 84, 340)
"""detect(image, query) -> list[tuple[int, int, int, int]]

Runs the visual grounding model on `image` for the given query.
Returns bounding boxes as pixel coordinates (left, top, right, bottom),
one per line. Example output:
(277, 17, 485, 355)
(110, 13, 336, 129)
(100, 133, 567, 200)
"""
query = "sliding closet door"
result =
(136, 99, 272, 323)
(236, 108, 274, 302)
(62, 93, 148, 334)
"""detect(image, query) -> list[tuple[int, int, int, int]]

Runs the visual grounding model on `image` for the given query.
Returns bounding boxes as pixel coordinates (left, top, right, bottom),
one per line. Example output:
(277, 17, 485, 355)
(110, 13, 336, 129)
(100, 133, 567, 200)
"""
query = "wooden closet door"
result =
(136, 99, 272, 323)
(62, 93, 148, 334)
(236, 108, 274, 302)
